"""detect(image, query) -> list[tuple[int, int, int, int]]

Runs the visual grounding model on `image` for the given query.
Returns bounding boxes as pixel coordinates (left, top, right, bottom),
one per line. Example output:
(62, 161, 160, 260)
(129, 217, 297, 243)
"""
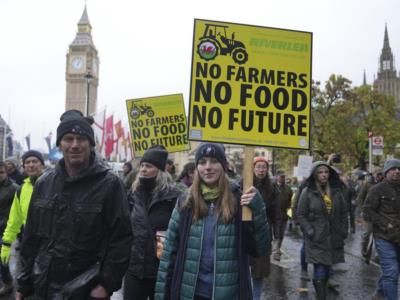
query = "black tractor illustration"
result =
(130, 104, 155, 119)
(197, 23, 248, 64)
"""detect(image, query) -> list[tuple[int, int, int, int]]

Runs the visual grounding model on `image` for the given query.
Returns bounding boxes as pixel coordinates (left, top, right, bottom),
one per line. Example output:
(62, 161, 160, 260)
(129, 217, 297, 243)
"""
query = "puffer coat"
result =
(297, 162, 348, 266)
(155, 184, 269, 300)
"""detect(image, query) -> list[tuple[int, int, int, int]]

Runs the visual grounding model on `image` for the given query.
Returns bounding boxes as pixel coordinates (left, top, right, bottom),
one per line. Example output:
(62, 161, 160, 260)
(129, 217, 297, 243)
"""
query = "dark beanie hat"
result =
(383, 159, 400, 175)
(22, 150, 44, 166)
(195, 143, 227, 169)
(56, 110, 95, 146)
(140, 145, 168, 170)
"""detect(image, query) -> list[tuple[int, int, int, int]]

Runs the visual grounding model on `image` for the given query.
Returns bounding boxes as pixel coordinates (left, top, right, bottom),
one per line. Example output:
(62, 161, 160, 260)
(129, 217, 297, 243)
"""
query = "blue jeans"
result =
(252, 278, 264, 300)
(313, 264, 330, 280)
(374, 238, 400, 300)
(301, 240, 307, 271)
(376, 277, 384, 297)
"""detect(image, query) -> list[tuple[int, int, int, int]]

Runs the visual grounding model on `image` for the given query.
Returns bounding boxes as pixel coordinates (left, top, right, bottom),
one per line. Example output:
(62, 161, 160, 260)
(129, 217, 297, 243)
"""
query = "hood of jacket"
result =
(303, 161, 342, 190)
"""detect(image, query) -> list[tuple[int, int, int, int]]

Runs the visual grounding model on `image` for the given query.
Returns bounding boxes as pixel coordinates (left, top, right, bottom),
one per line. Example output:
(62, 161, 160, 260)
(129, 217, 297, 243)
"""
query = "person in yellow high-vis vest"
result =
(0, 150, 44, 296)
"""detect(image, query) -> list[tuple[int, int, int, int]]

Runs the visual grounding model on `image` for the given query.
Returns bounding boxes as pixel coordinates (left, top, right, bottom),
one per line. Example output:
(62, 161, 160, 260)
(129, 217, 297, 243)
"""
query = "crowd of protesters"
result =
(0, 110, 398, 300)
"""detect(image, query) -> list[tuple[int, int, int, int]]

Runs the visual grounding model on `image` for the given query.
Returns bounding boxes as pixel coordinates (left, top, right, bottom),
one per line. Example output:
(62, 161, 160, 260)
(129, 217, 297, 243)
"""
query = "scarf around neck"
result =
(200, 183, 221, 202)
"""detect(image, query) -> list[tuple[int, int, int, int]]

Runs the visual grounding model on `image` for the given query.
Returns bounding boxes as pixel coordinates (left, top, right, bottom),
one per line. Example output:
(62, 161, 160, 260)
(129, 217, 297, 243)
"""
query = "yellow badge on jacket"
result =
(323, 194, 332, 214)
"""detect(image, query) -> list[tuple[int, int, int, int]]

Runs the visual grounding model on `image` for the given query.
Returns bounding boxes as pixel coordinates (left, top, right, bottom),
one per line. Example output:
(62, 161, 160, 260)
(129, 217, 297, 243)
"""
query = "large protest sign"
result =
(126, 94, 190, 157)
(188, 19, 312, 150)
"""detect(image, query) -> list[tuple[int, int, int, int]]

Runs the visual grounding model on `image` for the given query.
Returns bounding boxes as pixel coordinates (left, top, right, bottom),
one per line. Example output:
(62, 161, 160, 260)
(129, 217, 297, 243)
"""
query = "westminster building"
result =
(373, 25, 400, 108)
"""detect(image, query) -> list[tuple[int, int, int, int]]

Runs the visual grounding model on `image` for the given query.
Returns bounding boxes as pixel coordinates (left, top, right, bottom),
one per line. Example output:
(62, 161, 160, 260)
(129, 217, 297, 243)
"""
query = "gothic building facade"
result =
(373, 25, 400, 108)
(65, 6, 99, 116)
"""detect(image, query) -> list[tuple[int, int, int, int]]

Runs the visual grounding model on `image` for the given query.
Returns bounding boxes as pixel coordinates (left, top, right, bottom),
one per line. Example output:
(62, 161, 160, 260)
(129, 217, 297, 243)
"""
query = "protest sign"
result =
(188, 19, 312, 150)
(126, 94, 190, 157)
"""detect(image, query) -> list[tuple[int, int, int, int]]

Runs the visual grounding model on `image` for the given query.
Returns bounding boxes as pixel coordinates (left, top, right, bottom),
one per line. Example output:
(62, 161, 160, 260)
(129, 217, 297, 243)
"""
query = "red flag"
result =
(104, 115, 114, 158)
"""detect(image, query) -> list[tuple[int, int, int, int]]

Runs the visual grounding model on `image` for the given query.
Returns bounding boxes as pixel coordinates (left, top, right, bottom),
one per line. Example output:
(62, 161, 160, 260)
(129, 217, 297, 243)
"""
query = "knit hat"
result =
(383, 159, 400, 175)
(4, 157, 17, 167)
(253, 156, 269, 166)
(56, 110, 95, 146)
(140, 145, 168, 170)
(22, 150, 44, 166)
(195, 143, 227, 169)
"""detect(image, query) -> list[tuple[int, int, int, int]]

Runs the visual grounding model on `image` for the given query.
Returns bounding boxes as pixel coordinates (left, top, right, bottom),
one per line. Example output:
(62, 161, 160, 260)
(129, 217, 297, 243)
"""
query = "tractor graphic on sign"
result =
(130, 104, 154, 119)
(197, 23, 248, 64)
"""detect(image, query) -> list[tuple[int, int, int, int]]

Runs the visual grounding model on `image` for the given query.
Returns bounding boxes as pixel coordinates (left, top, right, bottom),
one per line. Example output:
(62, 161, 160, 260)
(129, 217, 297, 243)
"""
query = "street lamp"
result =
(85, 72, 93, 116)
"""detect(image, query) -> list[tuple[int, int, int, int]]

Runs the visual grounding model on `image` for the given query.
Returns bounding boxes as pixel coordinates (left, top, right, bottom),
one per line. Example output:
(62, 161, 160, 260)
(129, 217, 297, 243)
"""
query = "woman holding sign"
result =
(124, 145, 184, 300)
(155, 142, 270, 300)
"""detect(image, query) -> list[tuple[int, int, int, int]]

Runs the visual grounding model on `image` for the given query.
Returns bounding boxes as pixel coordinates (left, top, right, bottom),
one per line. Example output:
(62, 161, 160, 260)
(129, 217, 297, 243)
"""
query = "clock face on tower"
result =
(383, 60, 391, 70)
(70, 56, 85, 72)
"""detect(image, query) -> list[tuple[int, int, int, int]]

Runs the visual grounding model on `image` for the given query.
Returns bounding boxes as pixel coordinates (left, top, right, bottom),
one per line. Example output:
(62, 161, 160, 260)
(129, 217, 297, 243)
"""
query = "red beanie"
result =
(253, 156, 269, 166)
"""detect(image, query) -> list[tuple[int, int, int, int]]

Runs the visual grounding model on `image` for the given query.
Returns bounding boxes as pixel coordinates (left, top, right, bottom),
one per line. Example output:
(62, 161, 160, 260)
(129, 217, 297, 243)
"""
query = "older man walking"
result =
(363, 159, 400, 300)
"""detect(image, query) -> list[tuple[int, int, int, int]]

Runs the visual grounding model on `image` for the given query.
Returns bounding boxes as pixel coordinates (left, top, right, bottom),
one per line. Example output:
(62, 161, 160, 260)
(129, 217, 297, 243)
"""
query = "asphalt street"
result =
(112, 220, 387, 300)
(0, 220, 389, 299)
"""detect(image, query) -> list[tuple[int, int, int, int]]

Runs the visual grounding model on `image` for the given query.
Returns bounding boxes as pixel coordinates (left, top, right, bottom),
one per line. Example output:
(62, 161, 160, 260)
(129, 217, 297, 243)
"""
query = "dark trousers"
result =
(194, 296, 211, 300)
(313, 264, 331, 280)
(349, 204, 356, 231)
(123, 272, 155, 300)
(301, 240, 307, 270)
(0, 263, 12, 284)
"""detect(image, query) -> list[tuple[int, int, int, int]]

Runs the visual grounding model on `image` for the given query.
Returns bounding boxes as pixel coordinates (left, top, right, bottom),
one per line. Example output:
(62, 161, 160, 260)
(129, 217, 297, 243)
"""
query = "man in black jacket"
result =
(363, 159, 400, 300)
(16, 110, 132, 300)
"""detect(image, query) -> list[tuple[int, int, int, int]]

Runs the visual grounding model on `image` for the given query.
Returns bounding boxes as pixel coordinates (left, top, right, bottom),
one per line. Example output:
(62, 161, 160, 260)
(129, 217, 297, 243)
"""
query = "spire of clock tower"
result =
(71, 5, 95, 47)
(65, 5, 99, 115)
(377, 24, 396, 80)
(373, 23, 400, 109)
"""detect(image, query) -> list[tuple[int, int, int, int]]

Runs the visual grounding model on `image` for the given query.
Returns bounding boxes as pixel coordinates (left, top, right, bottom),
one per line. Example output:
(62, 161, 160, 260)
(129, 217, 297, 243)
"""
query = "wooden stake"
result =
(242, 146, 254, 221)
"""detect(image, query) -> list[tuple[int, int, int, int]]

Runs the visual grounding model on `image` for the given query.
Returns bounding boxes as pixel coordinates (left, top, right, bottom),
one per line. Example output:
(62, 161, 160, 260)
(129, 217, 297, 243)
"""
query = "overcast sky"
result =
(1, 0, 399, 151)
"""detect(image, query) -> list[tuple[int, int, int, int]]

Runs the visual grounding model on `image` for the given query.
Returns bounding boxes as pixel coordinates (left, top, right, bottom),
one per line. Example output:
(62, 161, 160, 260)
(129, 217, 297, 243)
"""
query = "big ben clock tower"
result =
(65, 5, 99, 115)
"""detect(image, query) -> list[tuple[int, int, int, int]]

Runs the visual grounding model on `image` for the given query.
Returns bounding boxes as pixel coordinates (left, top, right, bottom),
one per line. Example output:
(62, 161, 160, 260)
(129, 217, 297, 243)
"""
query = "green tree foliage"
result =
(261, 74, 399, 176)
(310, 74, 400, 170)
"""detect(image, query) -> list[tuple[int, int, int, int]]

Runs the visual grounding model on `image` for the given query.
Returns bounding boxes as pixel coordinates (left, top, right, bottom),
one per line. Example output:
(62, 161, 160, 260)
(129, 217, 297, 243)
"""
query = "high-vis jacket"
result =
(2, 177, 35, 244)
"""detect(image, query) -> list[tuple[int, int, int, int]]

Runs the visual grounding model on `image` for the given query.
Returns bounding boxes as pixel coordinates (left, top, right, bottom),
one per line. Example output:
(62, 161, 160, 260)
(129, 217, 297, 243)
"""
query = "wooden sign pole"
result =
(242, 146, 254, 221)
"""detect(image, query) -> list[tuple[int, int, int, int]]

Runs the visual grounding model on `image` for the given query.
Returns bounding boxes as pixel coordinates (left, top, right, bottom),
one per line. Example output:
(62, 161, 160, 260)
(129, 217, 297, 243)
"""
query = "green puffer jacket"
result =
(155, 187, 269, 300)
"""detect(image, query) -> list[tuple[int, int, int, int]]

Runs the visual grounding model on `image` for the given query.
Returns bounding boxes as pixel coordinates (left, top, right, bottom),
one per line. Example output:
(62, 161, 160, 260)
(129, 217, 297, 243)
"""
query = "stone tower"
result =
(373, 24, 400, 107)
(65, 5, 99, 116)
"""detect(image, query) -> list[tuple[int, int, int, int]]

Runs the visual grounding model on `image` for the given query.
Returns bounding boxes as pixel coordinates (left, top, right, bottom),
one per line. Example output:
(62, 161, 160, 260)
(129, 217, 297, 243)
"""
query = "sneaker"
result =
(0, 283, 13, 296)
(300, 270, 310, 281)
